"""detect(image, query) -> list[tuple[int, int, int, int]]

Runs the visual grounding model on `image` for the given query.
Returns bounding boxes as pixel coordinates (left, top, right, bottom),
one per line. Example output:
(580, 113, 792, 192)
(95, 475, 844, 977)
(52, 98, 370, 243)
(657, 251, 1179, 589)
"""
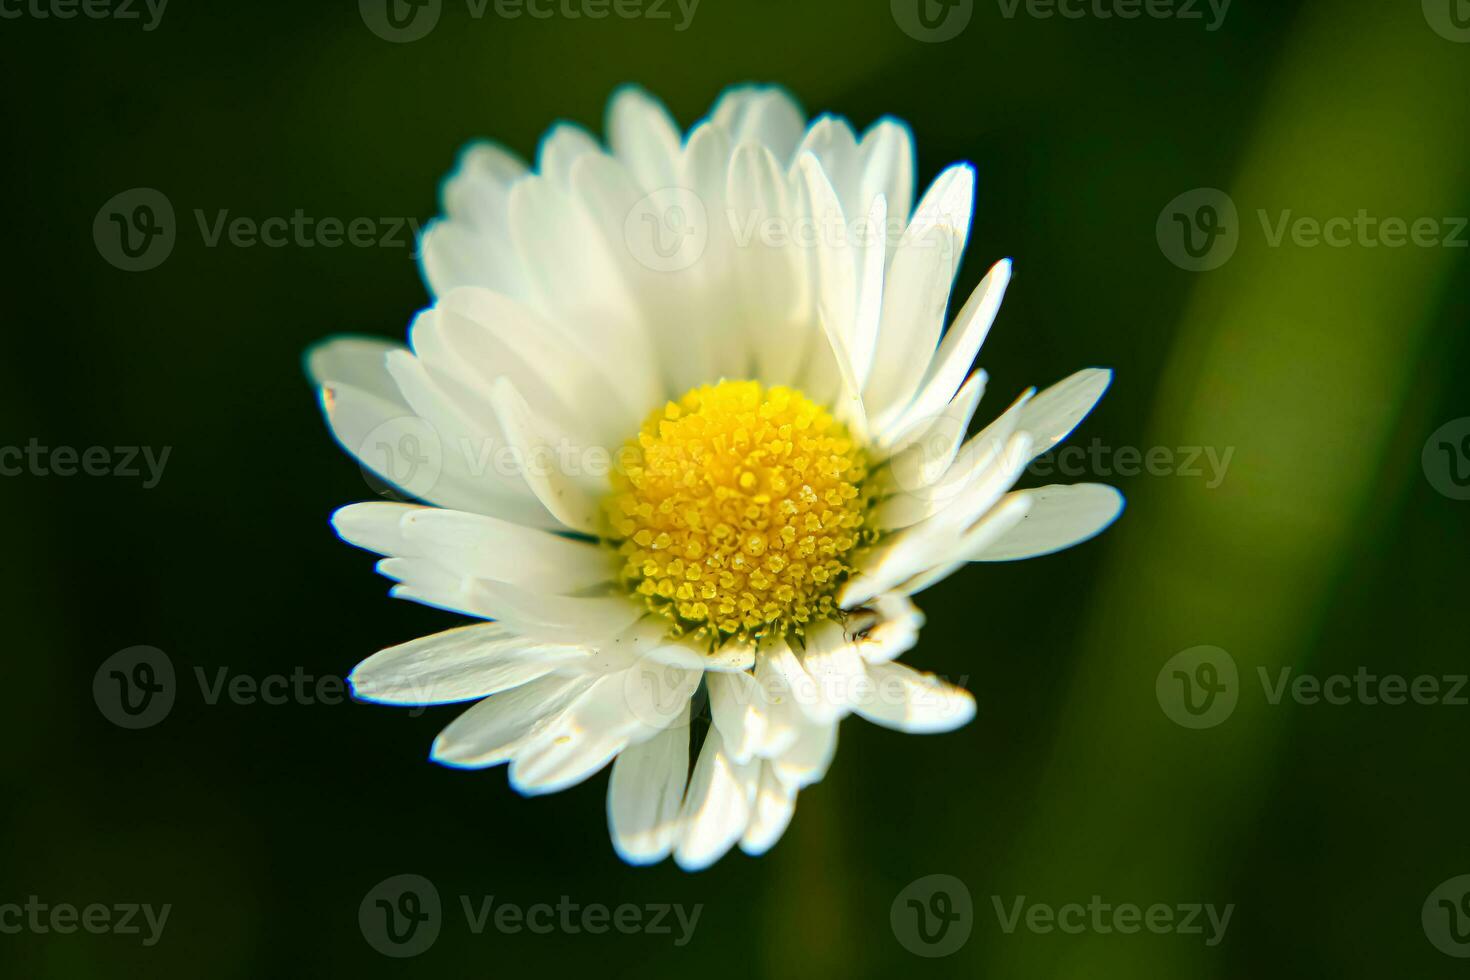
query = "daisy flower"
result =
(308, 84, 1122, 871)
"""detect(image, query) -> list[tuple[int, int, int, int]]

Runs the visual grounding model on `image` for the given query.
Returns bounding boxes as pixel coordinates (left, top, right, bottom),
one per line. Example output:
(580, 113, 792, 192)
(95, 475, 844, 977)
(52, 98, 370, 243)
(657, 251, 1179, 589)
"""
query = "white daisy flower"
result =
(308, 84, 1123, 871)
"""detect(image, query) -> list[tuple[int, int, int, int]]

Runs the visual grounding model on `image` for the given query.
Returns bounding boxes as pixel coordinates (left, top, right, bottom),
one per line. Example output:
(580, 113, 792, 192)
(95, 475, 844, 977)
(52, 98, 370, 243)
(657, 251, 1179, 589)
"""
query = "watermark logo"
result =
(356, 416, 445, 501)
(1156, 645, 1238, 729)
(94, 188, 175, 272)
(1423, 0, 1470, 42)
(621, 655, 698, 729)
(1157, 188, 1238, 271)
(891, 0, 973, 42)
(360, 874, 442, 958)
(93, 646, 175, 730)
(624, 187, 709, 273)
(359, 0, 442, 42)
(1423, 875, 1470, 957)
(891, 874, 973, 957)
(1422, 417, 1470, 501)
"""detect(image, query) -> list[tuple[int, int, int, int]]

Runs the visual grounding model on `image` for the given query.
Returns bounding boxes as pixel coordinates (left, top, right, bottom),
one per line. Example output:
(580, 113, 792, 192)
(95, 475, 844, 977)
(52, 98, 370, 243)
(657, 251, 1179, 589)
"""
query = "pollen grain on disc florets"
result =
(604, 380, 873, 646)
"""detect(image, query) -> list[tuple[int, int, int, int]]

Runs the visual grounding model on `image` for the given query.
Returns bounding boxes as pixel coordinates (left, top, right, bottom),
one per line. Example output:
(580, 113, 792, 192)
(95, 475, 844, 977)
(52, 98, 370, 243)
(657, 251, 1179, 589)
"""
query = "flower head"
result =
(309, 84, 1123, 870)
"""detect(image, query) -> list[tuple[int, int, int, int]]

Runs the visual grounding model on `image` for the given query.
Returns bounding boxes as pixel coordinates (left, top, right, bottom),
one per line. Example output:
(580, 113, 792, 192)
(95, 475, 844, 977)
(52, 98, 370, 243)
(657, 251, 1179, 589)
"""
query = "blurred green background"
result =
(2, 0, 1468, 976)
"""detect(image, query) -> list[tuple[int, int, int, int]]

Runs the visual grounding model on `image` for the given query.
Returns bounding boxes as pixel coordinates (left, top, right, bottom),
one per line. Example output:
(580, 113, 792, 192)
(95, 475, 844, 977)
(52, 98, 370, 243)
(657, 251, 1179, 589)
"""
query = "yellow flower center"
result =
(604, 380, 872, 646)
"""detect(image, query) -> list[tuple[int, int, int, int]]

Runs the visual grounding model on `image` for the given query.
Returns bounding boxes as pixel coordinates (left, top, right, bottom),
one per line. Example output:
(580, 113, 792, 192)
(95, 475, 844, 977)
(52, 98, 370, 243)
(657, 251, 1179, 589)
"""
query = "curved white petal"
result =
(509, 666, 693, 796)
(348, 622, 585, 706)
(968, 484, 1124, 562)
(607, 704, 690, 865)
(710, 84, 806, 165)
(856, 660, 976, 734)
(488, 378, 606, 535)
(674, 727, 758, 872)
(740, 764, 797, 857)
(864, 164, 974, 423)
(430, 673, 596, 769)
(875, 258, 1013, 451)
(608, 85, 682, 193)
(333, 502, 615, 594)
(1018, 368, 1113, 459)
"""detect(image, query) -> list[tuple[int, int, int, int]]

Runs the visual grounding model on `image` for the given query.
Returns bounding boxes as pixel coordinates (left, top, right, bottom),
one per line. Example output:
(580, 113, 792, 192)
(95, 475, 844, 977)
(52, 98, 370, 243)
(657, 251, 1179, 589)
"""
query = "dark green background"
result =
(3, 0, 1468, 976)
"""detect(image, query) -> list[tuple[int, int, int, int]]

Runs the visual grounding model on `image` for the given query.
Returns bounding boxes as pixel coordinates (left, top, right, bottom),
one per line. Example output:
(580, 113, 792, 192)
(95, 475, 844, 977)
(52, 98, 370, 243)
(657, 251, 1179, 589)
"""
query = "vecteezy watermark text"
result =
(94, 188, 424, 272)
(359, 0, 699, 43)
(890, 875, 1233, 956)
(0, 440, 169, 488)
(996, 0, 1229, 31)
(0, 897, 170, 947)
(0, 0, 166, 29)
(1158, 188, 1469, 271)
(992, 895, 1233, 946)
(92, 646, 424, 730)
(359, 875, 700, 958)
(1157, 646, 1469, 729)
(1029, 441, 1233, 488)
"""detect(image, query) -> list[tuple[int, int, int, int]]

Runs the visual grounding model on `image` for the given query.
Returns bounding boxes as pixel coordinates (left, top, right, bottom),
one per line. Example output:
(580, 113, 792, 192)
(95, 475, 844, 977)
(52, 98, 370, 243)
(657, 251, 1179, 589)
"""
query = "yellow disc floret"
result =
(605, 380, 872, 646)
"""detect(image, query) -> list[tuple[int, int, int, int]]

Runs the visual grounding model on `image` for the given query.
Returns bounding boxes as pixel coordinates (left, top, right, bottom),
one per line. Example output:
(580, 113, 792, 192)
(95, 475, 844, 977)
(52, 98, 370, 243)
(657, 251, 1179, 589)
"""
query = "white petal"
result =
(864, 165, 973, 423)
(770, 716, 837, 790)
(372, 349, 558, 526)
(710, 84, 806, 165)
(423, 287, 642, 446)
(799, 619, 872, 716)
(707, 670, 767, 765)
(333, 503, 616, 594)
(509, 670, 675, 796)
(740, 764, 797, 857)
(876, 259, 1012, 452)
(488, 378, 605, 535)
(843, 592, 926, 664)
(607, 705, 690, 865)
(795, 153, 860, 409)
(843, 431, 1033, 607)
(674, 727, 758, 872)
(889, 492, 1033, 598)
(506, 172, 650, 363)
(306, 337, 404, 402)
(859, 119, 916, 233)
(876, 370, 986, 510)
(348, 622, 585, 706)
(331, 501, 424, 556)
(469, 580, 644, 646)
(1018, 368, 1112, 459)
(856, 660, 976, 734)
(795, 115, 861, 213)
(968, 484, 1124, 561)
(536, 123, 601, 188)
(397, 507, 616, 593)
(763, 640, 839, 724)
(749, 643, 807, 758)
(608, 85, 682, 192)
(728, 143, 813, 388)
(420, 141, 529, 300)
(430, 673, 595, 769)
